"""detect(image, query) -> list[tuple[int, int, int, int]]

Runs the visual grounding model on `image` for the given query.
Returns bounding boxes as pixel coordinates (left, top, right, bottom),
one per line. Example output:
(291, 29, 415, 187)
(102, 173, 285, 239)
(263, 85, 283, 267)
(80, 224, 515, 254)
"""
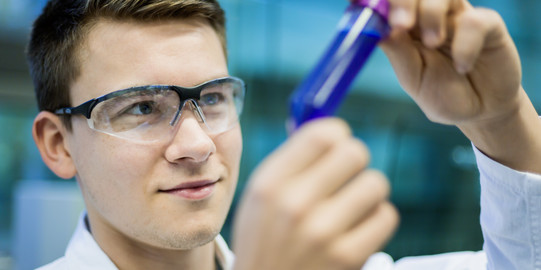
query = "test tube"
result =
(288, 0, 390, 130)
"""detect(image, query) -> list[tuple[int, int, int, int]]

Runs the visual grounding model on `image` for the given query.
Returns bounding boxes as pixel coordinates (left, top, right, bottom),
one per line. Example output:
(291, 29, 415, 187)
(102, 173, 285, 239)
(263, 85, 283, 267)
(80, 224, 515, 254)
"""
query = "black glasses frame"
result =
(54, 77, 245, 119)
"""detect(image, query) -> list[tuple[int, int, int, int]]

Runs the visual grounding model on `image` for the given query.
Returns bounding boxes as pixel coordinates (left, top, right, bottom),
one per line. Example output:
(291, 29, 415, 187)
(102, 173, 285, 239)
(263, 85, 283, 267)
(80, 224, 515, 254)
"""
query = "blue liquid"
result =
(289, 4, 390, 130)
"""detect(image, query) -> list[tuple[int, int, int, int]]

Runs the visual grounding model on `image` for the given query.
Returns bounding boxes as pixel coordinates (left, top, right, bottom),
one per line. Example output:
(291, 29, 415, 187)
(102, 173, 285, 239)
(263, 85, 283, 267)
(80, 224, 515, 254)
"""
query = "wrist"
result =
(458, 87, 541, 174)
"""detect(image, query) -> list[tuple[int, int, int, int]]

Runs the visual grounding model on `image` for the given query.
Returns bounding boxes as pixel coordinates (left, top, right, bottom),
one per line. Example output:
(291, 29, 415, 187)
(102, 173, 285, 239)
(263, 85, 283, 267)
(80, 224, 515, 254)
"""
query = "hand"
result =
(382, 0, 521, 126)
(232, 119, 398, 270)
(381, 0, 541, 173)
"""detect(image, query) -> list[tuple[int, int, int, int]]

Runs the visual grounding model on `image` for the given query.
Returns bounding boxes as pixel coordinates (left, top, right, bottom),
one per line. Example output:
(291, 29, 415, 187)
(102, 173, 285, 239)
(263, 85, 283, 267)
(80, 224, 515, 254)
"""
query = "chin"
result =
(147, 221, 222, 250)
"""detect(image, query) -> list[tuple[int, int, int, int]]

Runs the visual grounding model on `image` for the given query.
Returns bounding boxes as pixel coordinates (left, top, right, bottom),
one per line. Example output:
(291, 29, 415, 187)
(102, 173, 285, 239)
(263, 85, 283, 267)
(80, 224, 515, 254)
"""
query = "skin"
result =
(33, 0, 541, 270)
(33, 18, 241, 270)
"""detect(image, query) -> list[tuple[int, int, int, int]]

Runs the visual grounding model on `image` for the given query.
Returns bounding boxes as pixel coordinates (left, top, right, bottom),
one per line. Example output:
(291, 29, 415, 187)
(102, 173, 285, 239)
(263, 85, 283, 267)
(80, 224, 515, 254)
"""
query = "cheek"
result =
(76, 140, 153, 182)
(214, 126, 242, 185)
(217, 126, 242, 168)
(68, 126, 160, 211)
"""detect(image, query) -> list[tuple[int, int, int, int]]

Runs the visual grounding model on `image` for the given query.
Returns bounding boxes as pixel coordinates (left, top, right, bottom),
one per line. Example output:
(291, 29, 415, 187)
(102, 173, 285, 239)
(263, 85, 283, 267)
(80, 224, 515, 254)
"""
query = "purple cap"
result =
(355, 0, 390, 20)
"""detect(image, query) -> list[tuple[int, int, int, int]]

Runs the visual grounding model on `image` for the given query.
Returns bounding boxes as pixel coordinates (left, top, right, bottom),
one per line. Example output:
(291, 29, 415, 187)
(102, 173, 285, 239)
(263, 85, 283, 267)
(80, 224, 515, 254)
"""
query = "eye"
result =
(126, 101, 156, 115)
(200, 92, 225, 106)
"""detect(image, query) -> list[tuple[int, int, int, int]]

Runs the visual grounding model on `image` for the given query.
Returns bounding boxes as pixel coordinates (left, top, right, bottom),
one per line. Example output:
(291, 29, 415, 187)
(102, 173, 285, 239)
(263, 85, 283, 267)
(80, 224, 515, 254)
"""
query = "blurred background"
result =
(1, 0, 540, 269)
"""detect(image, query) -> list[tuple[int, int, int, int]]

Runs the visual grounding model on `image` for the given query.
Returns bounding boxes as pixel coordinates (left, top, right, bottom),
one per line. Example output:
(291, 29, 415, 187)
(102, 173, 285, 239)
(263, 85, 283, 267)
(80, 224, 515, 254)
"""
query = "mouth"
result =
(159, 180, 218, 200)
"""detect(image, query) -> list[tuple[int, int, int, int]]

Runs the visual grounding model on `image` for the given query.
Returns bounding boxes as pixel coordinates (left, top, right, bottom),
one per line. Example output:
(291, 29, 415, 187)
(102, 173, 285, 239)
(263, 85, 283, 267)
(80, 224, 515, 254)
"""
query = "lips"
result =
(160, 180, 218, 200)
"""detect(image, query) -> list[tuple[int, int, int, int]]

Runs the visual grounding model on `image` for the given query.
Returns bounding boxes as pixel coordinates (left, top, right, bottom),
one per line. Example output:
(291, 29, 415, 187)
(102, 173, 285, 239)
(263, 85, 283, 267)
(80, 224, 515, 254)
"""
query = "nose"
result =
(164, 102, 216, 163)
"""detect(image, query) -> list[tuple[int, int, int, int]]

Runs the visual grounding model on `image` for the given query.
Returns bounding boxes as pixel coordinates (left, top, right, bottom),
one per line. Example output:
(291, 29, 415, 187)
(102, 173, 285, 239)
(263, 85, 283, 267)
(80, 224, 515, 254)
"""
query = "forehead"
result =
(71, 17, 228, 104)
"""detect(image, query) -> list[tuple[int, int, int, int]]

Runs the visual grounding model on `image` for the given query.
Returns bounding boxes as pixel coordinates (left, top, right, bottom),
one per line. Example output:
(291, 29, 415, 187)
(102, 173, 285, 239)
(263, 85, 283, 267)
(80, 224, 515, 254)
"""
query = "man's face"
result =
(66, 18, 242, 249)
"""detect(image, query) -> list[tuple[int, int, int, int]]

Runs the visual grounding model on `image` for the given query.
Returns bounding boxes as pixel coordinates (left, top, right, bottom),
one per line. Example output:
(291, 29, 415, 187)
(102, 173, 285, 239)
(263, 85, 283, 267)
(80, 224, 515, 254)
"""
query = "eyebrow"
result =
(96, 86, 168, 111)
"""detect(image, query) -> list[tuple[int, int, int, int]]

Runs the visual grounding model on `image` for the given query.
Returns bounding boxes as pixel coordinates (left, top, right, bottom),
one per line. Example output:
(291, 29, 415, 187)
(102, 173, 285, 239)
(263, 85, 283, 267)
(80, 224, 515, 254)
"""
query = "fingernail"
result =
(390, 8, 412, 29)
(423, 30, 441, 48)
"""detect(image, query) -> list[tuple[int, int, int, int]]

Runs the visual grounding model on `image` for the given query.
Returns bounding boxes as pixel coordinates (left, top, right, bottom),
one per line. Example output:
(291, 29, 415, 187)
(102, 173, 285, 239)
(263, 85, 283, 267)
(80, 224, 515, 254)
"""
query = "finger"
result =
(417, 0, 468, 48)
(387, 0, 417, 30)
(299, 170, 390, 243)
(280, 171, 390, 268)
(326, 202, 399, 269)
(265, 138, 370, 260)
(379, 31, 423, 93)
(452, 8, 507, 74)
(418, 0, 452, 48)
(240, 118, 357, 255)
(284, 137, 371, 203)
(249, 118, 351, 188)
(268, 137, 371, 240)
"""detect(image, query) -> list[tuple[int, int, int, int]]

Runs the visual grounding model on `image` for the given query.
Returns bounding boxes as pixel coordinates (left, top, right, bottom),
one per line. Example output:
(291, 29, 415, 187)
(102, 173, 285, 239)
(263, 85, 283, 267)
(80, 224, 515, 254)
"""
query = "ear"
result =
(32, 111, 77, 179)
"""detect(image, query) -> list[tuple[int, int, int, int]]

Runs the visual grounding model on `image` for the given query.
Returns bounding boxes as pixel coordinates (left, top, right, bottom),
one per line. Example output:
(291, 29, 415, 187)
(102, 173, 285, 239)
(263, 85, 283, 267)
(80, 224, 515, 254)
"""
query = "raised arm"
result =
(382, 1, 541, 268)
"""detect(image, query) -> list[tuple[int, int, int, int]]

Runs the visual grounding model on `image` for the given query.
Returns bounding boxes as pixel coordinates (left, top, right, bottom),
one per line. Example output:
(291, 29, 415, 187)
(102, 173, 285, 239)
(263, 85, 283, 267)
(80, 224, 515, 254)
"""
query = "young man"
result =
(28, 0, 541, 269)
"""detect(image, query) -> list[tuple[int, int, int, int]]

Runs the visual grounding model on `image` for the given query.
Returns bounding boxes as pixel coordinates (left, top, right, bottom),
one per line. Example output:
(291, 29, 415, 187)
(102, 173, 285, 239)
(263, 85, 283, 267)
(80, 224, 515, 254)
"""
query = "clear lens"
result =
(198, 80, 244, 134)
(88, 78, 244, 142)
(91, 88, 180, 141)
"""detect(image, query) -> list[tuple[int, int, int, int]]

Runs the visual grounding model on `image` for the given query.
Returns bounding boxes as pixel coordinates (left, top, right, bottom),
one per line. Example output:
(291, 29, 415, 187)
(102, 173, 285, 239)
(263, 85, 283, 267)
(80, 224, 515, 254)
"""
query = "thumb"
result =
(379, 30, 423, 93)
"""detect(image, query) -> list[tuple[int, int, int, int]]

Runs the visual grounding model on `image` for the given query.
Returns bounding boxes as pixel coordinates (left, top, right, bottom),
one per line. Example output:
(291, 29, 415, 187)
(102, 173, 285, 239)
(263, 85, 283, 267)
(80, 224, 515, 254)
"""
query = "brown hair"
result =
(27, 0, 226, 130)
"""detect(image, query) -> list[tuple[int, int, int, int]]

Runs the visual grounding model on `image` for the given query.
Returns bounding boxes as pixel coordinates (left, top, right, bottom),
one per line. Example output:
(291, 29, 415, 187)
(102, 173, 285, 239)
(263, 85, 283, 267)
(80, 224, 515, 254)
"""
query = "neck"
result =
(86, 214, 217, 270)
